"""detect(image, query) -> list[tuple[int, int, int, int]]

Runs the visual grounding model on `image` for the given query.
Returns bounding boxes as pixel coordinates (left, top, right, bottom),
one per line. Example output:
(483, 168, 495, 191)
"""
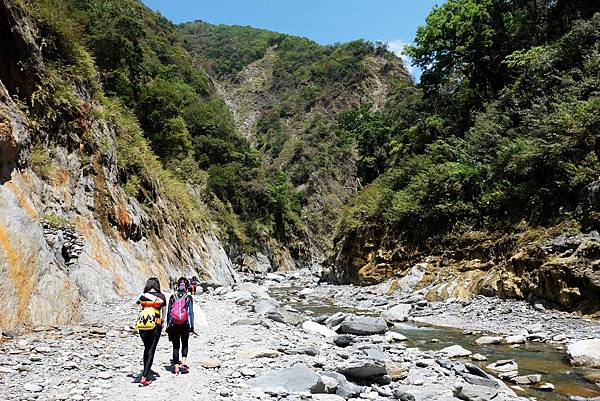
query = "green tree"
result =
(137, 74, 194, 160)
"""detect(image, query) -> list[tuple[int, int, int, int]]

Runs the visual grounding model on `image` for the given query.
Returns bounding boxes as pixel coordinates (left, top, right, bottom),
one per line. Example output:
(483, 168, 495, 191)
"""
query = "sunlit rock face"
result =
(0, 1, 238, 329)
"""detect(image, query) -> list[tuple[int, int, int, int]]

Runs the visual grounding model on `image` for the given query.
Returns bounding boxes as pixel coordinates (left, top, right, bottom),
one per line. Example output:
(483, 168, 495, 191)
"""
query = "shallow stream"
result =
(270, 286, 600, 401)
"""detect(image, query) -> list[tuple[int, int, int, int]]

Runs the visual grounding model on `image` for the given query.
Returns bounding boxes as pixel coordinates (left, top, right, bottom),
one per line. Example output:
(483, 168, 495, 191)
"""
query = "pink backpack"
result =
(171, 296, 188, 325)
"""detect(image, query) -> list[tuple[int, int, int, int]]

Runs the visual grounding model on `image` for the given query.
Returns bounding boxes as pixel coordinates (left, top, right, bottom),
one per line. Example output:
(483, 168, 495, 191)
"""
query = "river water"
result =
(269, 286, 600, 401)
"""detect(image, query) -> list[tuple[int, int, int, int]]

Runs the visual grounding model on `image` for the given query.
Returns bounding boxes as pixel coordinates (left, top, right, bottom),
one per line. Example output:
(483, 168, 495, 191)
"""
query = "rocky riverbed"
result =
(0, 270, 599, 401)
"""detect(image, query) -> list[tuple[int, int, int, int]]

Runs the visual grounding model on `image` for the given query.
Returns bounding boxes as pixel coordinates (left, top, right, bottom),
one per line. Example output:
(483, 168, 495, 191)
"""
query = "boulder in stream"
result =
(475, 336, 503, 345)
(486, 360, 518, 373)
(439, 345, 472, 358)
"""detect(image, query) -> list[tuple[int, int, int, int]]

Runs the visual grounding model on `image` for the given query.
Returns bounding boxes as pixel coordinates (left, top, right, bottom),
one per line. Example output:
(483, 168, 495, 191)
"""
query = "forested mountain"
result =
(330, 1, 600, 306)
(178, 21, 411, 260)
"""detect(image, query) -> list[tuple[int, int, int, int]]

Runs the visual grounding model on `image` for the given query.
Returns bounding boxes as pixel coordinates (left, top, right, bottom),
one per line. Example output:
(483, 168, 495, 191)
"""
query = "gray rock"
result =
(197, 354, 221, 368)
(526, 323, 543, 333)
(385, 332, 408, 342)
(440, 345, 472, 358)
(567, 339, 600, 368)
(324, 312, 348, 328)
(504, 335, 526, 344)
(338, 316, 388, 335)
(320, 375, 340, 393)
(285, 346, 320, 356)
(381, 304, 412, 322)
(486, 360, 518, 373)
(336, 358, 387, 379)
(236, 347, 279, 359)
(462, 374, 501, 389)
(453, 384, 499, 401)
(253, 298, 280, 315)
(333, 335, 354, 347)
(539, 383, 555, 391)
(362, 348, 388, 361)
(475, 336, 503, 345)
(312, 395, 345, 401)
(248, 364, 325, 393)
(23, 383, 43, 393)
(321, 371, 363, 398)
(511, 374, 541, 385)
(393, 389, 416, 401)
(225, 290, 254, 305)
(302, 321, 337, 337)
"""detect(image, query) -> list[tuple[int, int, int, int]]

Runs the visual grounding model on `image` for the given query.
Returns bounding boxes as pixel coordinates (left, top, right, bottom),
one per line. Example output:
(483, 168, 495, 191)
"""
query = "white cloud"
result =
(384, 39, 416, 78)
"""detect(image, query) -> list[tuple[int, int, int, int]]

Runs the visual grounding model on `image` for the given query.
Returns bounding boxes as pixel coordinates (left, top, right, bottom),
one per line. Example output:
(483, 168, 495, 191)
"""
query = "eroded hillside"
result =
(179, 21, 411, 257)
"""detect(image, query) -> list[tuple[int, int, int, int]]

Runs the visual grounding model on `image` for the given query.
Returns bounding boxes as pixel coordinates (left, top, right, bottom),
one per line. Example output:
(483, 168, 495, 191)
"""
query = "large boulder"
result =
(338, 316, 388, 335)
(224, 290, 254, 305)
(336, 358, 387, 379)
(381, 304, 412, 322)
(567, 339, 600, 368)
(248, 364, 325, 393)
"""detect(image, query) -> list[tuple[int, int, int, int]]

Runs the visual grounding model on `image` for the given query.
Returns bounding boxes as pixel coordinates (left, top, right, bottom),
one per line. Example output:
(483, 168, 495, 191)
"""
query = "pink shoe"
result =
(139, 378, 153, 386)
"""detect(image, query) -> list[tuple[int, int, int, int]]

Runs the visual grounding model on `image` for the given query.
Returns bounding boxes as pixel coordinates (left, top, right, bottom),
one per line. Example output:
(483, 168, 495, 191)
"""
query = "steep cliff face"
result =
(0, 0, 237, 329)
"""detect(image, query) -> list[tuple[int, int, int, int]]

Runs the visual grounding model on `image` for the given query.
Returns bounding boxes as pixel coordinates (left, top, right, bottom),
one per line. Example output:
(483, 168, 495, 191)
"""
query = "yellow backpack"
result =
(136, 307, 158, 330)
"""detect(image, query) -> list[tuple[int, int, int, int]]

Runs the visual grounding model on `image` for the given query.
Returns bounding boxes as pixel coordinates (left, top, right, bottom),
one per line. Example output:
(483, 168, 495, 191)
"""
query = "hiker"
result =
(190, 275, 199, 295)
(136, 277, 166, 387)
(166, 277, 195, 375)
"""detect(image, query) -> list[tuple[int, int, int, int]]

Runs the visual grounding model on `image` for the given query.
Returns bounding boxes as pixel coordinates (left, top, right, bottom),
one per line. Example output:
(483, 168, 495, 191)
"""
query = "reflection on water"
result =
(269, 286, 600, 401)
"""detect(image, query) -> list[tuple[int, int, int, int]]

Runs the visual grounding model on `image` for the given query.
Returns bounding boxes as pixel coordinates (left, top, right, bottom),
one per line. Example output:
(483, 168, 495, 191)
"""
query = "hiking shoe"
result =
(139, 378, 153, 386)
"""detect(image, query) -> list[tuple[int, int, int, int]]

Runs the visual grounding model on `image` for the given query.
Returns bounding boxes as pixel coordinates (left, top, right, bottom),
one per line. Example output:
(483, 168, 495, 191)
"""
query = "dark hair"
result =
(176, 277, 190, 292)
(143, 277, 161, 293)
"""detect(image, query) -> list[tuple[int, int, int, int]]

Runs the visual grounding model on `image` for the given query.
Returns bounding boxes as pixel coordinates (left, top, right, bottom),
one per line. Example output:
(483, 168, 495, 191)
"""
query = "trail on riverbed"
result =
(1, 272, 599, 401)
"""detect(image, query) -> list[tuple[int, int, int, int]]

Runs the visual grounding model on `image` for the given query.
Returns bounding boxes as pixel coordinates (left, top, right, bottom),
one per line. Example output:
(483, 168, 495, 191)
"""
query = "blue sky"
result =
(142, 0, 445, 78)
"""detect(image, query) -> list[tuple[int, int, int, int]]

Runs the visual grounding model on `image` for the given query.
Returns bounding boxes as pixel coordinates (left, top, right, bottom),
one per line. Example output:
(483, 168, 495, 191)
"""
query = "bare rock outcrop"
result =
(0, 2, 238, 329)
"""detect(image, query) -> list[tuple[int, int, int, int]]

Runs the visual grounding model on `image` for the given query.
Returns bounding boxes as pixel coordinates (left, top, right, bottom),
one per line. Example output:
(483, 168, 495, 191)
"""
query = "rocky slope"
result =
(0, 0, 237, 329)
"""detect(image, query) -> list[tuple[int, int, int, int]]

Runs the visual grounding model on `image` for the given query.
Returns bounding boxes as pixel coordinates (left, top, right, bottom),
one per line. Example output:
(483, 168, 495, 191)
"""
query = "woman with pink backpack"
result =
(166, 277, 196, 375)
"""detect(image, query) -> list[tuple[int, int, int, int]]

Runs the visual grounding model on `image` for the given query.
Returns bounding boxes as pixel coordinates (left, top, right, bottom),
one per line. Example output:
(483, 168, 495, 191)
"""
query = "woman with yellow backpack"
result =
(135, 277, 167, 386)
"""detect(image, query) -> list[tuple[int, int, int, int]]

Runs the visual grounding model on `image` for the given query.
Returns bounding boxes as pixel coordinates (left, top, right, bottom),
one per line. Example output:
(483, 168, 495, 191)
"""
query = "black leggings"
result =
(168, 324, 190, 365)
(139, 327, 161, 377)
